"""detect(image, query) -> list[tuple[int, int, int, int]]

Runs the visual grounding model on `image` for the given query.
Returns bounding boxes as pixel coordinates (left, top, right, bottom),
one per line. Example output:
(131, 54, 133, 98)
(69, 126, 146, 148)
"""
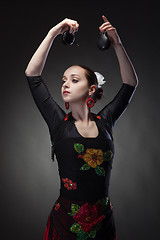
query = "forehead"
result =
(63, 66, 86, 77)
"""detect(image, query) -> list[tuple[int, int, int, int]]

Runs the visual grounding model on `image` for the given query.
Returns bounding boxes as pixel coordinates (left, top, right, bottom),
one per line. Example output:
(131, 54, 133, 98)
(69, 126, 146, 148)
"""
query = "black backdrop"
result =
(0, 1, 159, 239)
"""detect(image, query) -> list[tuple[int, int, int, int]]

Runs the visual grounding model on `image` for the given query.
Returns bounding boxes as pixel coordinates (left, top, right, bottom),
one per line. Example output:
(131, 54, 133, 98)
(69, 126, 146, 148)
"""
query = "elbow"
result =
(134, 77, 139, 88)
(25, 67, 33, 77)
(25, 64, 42, 76)
(128, 77, 139, 88)
(133, 73, 139, 88)
(24, 68, 41, 77)
(25, 69, 30, 76)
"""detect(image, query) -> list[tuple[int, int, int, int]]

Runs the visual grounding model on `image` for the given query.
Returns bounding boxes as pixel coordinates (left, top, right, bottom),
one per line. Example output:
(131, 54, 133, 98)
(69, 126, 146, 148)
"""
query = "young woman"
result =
(25, 16, 138, 240)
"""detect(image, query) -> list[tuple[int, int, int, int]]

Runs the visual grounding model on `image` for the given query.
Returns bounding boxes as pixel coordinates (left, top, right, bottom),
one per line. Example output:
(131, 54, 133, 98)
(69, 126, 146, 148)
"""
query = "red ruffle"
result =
(52, 228, 61, 240)
(43, 214, 51, 240)
(43, 214, 61, 240)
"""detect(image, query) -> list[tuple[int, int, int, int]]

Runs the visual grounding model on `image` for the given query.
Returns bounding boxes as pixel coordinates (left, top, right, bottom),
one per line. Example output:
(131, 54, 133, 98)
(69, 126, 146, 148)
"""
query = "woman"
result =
(25, 16, 138, 240)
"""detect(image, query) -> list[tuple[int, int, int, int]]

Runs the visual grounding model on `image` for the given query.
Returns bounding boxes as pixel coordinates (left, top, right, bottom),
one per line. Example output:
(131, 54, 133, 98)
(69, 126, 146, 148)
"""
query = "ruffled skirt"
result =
(43, 195, 117, 240)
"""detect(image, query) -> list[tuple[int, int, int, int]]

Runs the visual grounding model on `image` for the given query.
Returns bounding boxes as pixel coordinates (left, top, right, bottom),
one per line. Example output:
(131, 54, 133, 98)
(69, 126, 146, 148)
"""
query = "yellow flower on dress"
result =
(83, 149, 103, 168)
(74, 143, 113, 176)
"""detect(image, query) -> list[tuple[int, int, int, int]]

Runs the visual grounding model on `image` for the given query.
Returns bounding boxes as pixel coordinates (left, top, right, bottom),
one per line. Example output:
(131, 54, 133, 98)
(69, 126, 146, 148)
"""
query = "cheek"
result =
(61, 87, 63, 97)
(73, 84, 89, 98)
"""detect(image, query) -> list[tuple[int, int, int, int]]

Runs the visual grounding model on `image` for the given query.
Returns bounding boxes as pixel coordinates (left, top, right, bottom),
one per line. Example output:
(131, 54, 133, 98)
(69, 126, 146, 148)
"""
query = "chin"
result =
(62, 96, 71, 102)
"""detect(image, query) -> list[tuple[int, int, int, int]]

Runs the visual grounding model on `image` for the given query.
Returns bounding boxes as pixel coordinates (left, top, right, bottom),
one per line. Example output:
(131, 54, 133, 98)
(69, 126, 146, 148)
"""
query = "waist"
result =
(60, 179, 108, 202)
(60, 189, 107, 203)
(55, 194, 113, 221)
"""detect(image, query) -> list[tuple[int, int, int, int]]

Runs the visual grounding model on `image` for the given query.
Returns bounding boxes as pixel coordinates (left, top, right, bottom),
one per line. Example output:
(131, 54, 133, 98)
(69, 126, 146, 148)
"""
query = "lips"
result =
(63, 91, 70, 95)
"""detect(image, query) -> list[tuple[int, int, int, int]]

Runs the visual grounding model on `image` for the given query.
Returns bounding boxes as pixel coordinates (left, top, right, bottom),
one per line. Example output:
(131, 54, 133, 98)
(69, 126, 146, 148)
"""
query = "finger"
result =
(61, 26, 69, 34)
(70, 23, 79, 34)
(69, 21, 79, 33)
(100, 25, 114, 30)
(100, 22, 112, 28)
(69, 24, 75, 34)
(99, 25, 113, 32)
(106, 27, 116, 31)
(100, 26, 115, 31)
(99, 25, 115, 33)
(102, 15, 109, 23)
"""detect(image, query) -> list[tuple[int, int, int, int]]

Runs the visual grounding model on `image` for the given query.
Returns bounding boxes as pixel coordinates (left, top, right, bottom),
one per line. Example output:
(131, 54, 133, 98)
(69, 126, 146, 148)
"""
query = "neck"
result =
(70, 101, 93, 124)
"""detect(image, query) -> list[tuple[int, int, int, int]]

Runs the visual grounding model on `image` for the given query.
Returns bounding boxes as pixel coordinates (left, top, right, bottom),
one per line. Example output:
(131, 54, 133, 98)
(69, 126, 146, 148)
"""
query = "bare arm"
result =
(25, 18, 79, 76)
(99, 15, 138, 87)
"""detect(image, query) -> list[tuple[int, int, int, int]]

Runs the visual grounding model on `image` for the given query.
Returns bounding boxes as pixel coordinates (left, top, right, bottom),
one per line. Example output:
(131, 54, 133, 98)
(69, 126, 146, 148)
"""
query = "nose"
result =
(63, 80, 70, 89)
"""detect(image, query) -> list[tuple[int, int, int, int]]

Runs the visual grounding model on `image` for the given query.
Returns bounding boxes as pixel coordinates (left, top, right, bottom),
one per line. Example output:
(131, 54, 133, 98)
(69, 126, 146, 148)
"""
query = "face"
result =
(61, 66, 96, 104)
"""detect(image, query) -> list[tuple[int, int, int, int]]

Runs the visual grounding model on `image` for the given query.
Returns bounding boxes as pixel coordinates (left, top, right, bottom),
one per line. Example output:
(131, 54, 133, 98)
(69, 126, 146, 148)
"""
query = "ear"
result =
(88, 85, 96, 96)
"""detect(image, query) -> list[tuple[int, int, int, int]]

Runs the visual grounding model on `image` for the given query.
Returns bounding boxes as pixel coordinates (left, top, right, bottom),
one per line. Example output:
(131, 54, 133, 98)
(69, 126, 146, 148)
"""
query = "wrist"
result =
(48, 25, 62, 39)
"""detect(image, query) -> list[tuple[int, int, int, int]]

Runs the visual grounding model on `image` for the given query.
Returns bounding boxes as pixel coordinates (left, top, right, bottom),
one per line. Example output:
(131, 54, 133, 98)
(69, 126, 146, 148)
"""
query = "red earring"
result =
(65, 102, 69, 110)
(86, 98, 95, 108)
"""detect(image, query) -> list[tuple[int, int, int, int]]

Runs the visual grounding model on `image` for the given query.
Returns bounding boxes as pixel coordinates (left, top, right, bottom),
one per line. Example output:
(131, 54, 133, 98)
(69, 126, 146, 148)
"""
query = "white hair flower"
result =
(94, 72, 106, 88)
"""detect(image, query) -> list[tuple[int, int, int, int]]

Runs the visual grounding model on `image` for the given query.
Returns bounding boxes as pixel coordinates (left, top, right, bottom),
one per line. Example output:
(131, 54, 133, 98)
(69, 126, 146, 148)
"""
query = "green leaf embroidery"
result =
(103, 150, 113, 161)
(95, 166, 105, 176)
(80, 163, 91, 171)
(105, 196, 109, 206)
(88, 228, 96, 238)
(74, 143, 84, 154)
(96, 197, 109, 214)
(97, 196, 108, 207)
(77, 231, 89, 240)
(71, 203, 80, 214)
(70, 222, 82, 234)
(68, 212, 75, 217)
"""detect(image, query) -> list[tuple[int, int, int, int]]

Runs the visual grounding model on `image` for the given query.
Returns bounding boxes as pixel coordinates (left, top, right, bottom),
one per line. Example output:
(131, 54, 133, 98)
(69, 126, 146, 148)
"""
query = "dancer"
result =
(25, 15, 138, 240)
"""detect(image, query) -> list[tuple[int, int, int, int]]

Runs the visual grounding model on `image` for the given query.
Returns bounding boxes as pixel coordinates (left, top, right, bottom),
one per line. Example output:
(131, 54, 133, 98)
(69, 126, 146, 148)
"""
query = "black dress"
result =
(26, 75, 136, 240)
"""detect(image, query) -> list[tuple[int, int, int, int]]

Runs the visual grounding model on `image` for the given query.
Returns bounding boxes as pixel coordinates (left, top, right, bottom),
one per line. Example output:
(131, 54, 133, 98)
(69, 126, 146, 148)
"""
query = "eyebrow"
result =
(62, 74, 80, 79)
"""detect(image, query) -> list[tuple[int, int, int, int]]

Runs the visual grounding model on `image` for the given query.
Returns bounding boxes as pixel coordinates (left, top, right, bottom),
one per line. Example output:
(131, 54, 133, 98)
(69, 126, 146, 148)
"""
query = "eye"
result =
(72, 79, 79, 83)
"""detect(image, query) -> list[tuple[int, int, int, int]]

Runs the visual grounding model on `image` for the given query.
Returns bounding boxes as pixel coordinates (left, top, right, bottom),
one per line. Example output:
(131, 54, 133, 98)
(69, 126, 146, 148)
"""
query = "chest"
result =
(51, 116, 113, 148)
(74, 121, 99, 138)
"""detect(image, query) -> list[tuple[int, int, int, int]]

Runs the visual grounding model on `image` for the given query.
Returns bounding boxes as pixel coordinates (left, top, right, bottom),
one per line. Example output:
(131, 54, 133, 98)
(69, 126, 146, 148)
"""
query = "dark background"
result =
(0, 1, 159, 239)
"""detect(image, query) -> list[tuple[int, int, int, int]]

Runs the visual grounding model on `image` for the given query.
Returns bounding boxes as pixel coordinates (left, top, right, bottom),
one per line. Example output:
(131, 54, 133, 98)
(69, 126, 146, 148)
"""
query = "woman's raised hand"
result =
(25, 18, 79, 76)
(50, 18, 79, 37)
(99, 15, 122, 47)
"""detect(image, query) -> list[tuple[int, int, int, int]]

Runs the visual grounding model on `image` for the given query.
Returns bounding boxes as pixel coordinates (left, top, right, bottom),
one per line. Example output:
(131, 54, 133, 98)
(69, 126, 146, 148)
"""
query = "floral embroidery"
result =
(83, 149, 103, 168)
(62, 178, 77, 190)
(54, 202, 60, 211)
(96, 115, 101, 119)
(74, 143, 113, 176)
(68, 197, 109, 239)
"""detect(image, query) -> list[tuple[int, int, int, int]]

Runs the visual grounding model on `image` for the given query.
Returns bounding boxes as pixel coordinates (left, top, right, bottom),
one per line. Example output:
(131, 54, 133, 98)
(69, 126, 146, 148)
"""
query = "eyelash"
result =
(72, 79, 78, 83)
(62, 79, 79, 84)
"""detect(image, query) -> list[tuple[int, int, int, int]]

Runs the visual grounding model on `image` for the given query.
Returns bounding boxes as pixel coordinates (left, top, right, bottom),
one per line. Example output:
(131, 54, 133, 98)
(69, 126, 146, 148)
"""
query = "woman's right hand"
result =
(49, 18, 79, 37)
(25, 18, 79, 76)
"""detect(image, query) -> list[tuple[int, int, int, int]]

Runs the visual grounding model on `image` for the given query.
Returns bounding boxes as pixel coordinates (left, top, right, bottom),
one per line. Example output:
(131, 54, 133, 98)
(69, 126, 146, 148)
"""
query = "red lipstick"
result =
(63, 91, 70, 95)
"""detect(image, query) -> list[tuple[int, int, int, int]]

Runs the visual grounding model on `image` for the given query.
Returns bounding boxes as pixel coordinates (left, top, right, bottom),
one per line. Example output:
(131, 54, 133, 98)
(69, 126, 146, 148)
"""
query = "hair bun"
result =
(93, 88, 103, 101)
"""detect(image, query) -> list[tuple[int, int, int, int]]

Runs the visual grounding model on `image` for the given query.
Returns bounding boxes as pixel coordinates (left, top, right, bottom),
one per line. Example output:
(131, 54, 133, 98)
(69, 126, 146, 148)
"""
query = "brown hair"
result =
(76, 65, 104, 102)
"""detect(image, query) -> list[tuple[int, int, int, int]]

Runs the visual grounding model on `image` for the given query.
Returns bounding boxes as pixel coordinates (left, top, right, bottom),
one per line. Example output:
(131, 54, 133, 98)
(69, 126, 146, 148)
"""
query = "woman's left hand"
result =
(99, 15, 122, 47)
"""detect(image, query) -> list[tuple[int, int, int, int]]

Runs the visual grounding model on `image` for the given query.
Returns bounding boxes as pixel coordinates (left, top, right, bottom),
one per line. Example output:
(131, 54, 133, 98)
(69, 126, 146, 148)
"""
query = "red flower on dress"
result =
(54, 202, 60, 211)
(62, 178, 77, 191)
(73, 202, 105, 232)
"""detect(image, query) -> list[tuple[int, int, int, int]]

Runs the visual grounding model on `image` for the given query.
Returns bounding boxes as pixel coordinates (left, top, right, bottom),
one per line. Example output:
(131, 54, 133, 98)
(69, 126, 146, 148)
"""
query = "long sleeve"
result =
(98, 83, 136, 131)
(26, 75, 66, 136)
